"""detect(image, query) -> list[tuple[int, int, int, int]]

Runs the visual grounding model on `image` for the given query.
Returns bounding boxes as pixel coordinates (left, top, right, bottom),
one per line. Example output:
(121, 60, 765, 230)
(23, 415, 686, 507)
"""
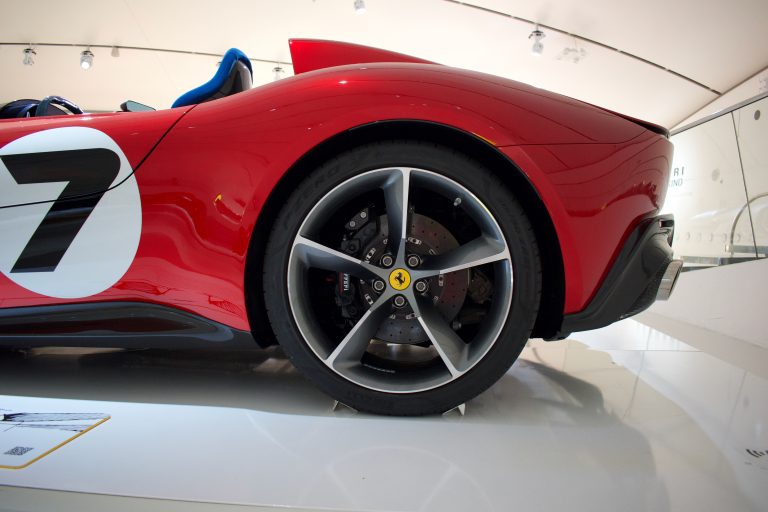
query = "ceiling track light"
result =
(80, 48, 94, 70)
(272, 65, 285, 81)
(529, 25, 545, 56)
(111, 46, 120, 58)
(354, 0, 366, 14)
(22, 46, 36, 66)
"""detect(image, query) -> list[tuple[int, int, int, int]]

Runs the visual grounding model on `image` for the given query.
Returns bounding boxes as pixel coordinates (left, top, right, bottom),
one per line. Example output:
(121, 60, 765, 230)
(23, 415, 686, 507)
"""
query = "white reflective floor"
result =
(0, 313, 766, 512)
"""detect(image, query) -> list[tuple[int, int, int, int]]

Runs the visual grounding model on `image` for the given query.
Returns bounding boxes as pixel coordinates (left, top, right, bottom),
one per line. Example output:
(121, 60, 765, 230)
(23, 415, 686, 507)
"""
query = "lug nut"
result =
(380, 254, 394, 267)
(414, 280, 428, 293)
(406, 254, 421, 268)
(393, 295, 406, 307)
(373, 280, 386, 292)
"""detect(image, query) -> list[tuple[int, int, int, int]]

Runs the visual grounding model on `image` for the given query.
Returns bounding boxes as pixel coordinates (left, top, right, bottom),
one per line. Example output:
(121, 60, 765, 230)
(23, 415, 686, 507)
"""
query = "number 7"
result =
(1, 148, 121, 273)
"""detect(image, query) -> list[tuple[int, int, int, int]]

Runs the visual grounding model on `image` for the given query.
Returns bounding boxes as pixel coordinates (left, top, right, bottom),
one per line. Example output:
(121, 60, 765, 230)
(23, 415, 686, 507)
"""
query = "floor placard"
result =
(1, 403, 109, 469)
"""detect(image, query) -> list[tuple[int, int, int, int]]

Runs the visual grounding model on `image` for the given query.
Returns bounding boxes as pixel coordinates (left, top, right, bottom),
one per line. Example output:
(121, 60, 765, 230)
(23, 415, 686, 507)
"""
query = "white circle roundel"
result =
(0, 127, 141, 298)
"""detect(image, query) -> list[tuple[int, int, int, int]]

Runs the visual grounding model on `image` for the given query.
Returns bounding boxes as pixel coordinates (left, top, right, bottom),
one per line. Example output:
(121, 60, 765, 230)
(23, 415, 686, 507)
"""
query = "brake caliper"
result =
(336, 206, 379, 324)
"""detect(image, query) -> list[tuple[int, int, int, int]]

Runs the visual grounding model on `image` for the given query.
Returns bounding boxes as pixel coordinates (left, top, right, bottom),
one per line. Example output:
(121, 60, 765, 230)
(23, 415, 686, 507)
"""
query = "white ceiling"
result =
(1, 0, 767, 128)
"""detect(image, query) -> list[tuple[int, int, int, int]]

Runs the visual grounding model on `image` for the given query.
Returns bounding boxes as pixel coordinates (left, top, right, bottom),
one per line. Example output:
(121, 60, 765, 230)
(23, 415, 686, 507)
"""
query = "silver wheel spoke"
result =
(326, 293, 393, 369)
(293, 235, 382, 280)
(412, 295, 469, 377)
(288, 166, 513, 394)
(419, 235, 509, 275)
(382, 168, 410, 258)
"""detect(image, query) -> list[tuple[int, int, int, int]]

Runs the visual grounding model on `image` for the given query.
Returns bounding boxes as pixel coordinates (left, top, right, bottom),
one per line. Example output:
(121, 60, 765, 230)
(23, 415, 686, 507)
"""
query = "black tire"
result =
(263, 141, 541, 415)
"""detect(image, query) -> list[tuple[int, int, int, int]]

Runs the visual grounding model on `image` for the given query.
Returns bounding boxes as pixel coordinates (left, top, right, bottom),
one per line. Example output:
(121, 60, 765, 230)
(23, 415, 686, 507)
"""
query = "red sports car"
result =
(0, 40, 681, 415)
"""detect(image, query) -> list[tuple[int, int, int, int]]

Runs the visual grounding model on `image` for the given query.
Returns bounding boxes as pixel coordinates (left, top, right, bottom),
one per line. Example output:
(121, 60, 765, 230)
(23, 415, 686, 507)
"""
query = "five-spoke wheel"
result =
(265, 141, 541, 415)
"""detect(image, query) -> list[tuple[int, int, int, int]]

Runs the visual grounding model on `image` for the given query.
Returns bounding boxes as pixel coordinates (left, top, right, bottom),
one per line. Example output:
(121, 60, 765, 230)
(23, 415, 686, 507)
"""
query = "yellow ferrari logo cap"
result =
(389, 268, 411, 290)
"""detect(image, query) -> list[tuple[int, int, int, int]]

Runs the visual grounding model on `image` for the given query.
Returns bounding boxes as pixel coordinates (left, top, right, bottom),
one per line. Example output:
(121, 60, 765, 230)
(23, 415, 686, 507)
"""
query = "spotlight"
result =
(529, 26, 545, 56)
(354, 0, 366, 14)
(23, 47, 36, 66)
(80, 49, 94, 70)
(272, 65, 285, 82)
(111, 46, 120, 58)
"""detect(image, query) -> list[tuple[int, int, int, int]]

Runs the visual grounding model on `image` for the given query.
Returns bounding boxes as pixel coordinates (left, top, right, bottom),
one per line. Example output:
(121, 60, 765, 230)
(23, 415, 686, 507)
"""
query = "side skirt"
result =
(0, 302, 257, 349)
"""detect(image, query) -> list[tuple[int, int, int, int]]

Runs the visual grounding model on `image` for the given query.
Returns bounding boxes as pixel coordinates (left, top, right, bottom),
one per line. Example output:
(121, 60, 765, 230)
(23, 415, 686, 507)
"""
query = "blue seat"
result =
(172, 48, 253, 108)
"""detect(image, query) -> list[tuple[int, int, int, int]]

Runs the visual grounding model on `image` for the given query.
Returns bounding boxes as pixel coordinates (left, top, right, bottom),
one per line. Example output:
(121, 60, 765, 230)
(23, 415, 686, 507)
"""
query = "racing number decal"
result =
(2, 149, 121, 273)
(0, 127, 142, 299)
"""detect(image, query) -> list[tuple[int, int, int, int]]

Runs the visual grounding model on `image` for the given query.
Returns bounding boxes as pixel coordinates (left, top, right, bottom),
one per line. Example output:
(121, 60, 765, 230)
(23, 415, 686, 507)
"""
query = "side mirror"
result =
(120, 100, 156, 112)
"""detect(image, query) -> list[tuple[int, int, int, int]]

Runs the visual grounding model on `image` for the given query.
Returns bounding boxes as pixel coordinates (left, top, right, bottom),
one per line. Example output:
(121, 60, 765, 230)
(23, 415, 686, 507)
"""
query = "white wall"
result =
(648, 259, 768, 349)
(674, 66, 768, 130)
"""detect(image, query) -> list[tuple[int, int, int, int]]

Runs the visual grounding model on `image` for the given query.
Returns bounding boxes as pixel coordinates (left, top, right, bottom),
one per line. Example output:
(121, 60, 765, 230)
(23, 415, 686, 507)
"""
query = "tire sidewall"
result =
(263, 141, 540, 415)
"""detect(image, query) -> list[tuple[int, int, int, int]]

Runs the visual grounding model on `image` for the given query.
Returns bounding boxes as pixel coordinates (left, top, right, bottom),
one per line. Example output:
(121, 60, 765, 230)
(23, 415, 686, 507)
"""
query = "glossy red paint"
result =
(500, 133, 673, 309)
(0, 108, 190, 207)
(0, 40, 673, 333)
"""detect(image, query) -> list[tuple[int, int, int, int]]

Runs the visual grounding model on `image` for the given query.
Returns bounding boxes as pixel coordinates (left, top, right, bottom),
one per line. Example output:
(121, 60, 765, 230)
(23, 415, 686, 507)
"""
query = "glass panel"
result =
(663, 113, 757, 265)
(733, 97, 768, 258)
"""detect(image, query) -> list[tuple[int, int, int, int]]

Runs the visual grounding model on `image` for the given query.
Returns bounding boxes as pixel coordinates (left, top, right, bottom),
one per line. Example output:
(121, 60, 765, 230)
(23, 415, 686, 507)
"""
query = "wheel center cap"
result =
(389, 268, 411, 290)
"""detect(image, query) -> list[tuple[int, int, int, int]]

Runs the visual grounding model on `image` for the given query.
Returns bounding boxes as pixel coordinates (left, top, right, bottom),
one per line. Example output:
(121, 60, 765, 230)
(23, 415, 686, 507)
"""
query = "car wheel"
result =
(264, 141, 541, 415)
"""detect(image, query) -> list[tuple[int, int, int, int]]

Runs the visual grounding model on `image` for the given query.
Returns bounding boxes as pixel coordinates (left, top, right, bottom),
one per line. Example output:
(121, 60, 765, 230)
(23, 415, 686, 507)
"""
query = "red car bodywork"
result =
(0, 40, 673, 335)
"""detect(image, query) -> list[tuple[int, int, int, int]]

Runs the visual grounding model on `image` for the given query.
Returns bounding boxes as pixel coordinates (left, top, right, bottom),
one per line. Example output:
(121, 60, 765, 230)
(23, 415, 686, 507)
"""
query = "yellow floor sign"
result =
(1, 408, 110, 469)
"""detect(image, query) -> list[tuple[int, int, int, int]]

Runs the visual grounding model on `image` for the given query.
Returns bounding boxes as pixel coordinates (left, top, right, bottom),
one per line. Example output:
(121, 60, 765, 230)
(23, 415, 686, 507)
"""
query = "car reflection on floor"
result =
(0, 318, 764, 512)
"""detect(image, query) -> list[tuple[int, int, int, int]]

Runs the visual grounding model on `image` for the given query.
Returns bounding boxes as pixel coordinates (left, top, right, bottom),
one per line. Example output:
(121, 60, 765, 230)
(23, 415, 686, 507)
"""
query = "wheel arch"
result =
(244, 120, 565, 346)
